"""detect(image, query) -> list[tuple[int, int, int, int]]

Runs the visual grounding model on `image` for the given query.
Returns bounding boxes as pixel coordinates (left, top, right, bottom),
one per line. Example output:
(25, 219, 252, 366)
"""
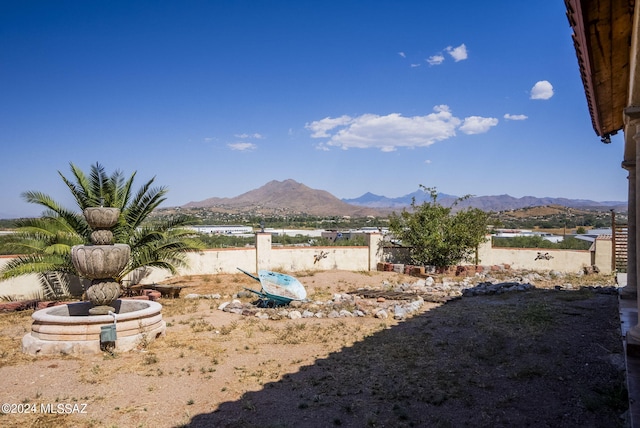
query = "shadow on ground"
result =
(183, 289, 627, 428)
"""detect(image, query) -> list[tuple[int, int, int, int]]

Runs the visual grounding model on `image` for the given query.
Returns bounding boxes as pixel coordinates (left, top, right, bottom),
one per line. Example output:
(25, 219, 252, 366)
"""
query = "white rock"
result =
(288, 310, 302, 319)
(204, 293, 222, 299)
(375, 310, 388, 319)
(394, 306, 408, 320)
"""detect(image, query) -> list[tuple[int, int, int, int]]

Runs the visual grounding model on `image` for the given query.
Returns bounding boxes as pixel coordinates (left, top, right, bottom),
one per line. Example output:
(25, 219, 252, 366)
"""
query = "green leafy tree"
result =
(0, 163, 204, 295)
(388, 186, 490, 268)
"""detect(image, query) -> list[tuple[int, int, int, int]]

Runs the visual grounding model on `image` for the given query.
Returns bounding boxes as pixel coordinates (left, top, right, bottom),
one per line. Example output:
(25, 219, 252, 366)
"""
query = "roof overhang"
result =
(565, 0, 634, 138)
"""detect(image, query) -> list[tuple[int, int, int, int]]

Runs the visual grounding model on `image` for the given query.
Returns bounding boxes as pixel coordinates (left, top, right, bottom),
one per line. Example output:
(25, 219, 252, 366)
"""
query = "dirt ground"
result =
(0, 270, 629, 428)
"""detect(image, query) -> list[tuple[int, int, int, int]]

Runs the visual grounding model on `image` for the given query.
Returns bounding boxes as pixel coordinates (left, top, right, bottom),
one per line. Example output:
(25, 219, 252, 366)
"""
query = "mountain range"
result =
(180, 179, 627, 216)
(342, 191, 627, 212)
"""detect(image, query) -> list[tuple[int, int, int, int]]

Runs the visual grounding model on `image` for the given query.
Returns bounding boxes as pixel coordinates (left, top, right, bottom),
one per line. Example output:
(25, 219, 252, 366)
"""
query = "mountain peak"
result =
(262, 179, 306, 190)
(183, 179, 383, 216)
(182, 180, 626, 216)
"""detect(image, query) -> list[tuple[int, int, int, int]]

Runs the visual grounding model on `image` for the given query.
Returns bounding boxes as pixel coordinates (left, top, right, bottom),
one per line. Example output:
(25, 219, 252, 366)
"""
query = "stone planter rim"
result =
(71, 243, 131, 279)
(83, 206, 121, 229)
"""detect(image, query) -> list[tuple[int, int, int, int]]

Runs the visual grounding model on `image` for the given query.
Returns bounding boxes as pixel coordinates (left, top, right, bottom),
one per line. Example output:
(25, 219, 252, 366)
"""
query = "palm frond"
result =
(117, 171, 136, 209)
(122, 179, 167, 230)
(88, 162, 111, 206)
(38, 271, 73, 300)
(106, 168, 127, 208)
(158, 214, 196, 230)
(0, 254, 74, 280)
(43, 243, 76, 256)
(21, 191, 68, 215)
(61, 162, 93, 208)
(14, 216, 85, 247)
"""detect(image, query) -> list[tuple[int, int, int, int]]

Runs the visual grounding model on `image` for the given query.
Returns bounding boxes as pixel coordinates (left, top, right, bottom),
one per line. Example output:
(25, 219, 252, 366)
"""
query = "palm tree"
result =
(0, 162, 204, 296)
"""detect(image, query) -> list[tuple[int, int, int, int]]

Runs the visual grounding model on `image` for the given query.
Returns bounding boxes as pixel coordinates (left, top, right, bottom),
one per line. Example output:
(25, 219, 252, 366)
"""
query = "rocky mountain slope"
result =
(343, 190, 626, 212)
(182, 179, 389, 216)
(181, 179, 626, 216)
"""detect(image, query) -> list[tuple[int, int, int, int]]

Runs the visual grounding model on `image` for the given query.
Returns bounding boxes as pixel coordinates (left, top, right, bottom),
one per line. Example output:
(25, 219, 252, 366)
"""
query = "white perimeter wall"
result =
(474, 239, 592, 272)
(0, 233, 607, 299)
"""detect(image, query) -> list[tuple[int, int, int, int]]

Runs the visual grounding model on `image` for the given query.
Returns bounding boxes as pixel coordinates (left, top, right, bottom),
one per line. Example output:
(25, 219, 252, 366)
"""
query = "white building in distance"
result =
(188, 225, 253, 235)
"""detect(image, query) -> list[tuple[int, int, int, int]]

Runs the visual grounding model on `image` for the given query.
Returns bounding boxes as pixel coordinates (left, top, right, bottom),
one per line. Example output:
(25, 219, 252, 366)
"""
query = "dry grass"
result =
(0, 311, 37, 368)
(0, 270, 627, 428)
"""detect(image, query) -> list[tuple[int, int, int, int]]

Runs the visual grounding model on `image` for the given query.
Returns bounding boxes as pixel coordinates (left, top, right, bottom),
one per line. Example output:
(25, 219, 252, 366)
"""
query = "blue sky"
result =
(0, 1, 629, 218)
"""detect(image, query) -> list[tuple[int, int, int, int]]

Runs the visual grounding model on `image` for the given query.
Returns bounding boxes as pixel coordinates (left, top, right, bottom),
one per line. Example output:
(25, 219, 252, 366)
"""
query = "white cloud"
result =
(530, 80, 554, 100)
(307, 106, 497, 151)
(424, 159, 432, 164)
(305, 115, 354, 138)
(445, 44, 468, 62)
(459, 116, 499, 134)
(411, 63, 421, 68)
(234, 133, 264, 139)
(427, 54, 445, 66)
(228, 142, 257, 151)
(504, 113, 528, 121)
(398, 51, 406, 58)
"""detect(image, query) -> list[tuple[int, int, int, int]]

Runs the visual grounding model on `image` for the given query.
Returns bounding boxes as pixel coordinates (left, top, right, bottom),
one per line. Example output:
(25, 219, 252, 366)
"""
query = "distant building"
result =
(493, 229, 564, 243)
(360, 227, 388, 234)
(574, 228, 625, 243)
(264, 228, 324, 237)
(493, 229, 535, 238)
(322, 227, 388, 241)
(188, 225, 253, 235)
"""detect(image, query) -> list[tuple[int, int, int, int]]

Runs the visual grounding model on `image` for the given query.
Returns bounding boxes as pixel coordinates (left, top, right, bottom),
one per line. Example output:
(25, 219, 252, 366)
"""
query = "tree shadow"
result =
(183, 290, 626, 428)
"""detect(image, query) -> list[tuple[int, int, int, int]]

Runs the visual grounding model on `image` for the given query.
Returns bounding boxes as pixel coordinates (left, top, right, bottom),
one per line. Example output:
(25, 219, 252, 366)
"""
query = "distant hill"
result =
(343, 190, 459, 208)
(182, 179, 389, 216)
(343, 191, 627, 212)
(180, 179, 627, 216)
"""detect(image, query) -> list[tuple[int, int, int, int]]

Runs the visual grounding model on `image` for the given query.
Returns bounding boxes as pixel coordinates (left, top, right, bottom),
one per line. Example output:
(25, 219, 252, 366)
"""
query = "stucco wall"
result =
(592, 237, 613, 273)
(383, 237, 598, 275)
(0, 256, 40, 300)
(134, 245, 372, 284)
(474, 239, 593, 273)
(134, 247, 258, 284)
(270, 246, 370, 272)
(0, 233, 609, 299)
